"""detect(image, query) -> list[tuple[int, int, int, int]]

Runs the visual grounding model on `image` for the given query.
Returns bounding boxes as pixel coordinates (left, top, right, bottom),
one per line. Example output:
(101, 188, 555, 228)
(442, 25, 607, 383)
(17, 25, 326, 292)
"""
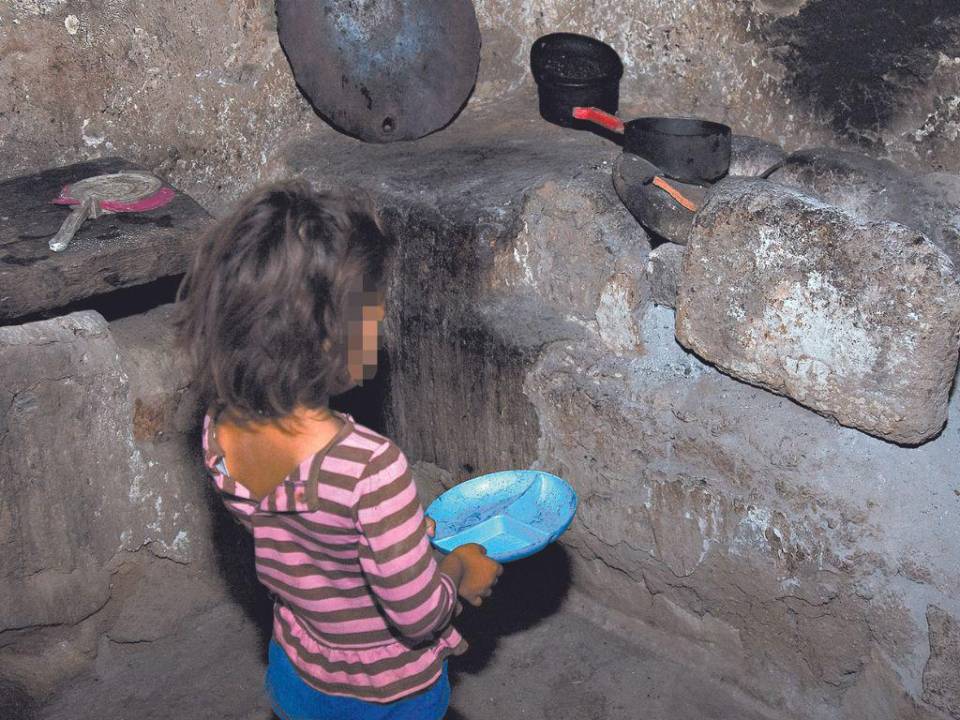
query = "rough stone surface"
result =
(0, 312, 129, 635)
(107, 560, 223, 644)
(0, 306, 232, 699)
(839, 649, 930, 720)
(0, 679, 38, 720)
(284, 101, 645, 485)
(41, 602, 273, 720)
(525, 315, 960, 719)
(768, 148, 960, 269)
(730, 135, 787, 177)
(757, 0, 960, 168)
(2, 1, 959, 215)
(676, 176, 960, 444)
(280, 114, 960, 719)
(0, 0, 317, 214)
(646, 243, 686, 309)
(923, 605, 960, 718)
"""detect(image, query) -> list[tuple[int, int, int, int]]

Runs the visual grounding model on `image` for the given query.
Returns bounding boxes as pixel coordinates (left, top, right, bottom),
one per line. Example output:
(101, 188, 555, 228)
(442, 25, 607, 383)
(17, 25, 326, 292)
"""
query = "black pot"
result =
(624, 117, 731, 184)
(531, 33, 623, 129)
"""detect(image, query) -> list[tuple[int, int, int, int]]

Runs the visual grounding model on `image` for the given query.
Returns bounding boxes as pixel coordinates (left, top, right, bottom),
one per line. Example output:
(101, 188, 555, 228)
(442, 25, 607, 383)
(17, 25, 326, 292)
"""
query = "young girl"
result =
(173, 180, 502, 720)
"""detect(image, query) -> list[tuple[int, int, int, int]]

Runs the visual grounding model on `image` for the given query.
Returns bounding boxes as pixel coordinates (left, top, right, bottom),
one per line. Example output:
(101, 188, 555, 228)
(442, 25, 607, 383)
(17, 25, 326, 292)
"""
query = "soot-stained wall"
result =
(1, 1, 958, 212)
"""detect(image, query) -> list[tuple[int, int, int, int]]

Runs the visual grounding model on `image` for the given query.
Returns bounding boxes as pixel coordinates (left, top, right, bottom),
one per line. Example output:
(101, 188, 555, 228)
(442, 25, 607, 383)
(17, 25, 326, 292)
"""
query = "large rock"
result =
(0, 312, 130, 632)
(0, 307, 232, 699)
(676, 177, 960, 444)
(768, 149, 960, 269)
(923, 605, 960, 718)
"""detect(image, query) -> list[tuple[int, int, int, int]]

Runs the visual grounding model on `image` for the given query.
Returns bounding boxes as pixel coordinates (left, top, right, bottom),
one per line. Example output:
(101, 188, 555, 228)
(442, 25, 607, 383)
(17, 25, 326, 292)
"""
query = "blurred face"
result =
(346, 290, 385, 385)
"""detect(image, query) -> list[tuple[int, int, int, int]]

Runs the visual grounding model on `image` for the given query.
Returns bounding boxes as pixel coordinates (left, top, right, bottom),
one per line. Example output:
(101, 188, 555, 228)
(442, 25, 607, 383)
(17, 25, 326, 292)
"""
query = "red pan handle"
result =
(572, 107, 625, 133)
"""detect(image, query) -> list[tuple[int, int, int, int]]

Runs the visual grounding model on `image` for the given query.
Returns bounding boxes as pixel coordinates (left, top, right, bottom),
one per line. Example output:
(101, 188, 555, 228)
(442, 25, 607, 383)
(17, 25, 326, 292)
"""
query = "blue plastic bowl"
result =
(425, 470, 578, 563)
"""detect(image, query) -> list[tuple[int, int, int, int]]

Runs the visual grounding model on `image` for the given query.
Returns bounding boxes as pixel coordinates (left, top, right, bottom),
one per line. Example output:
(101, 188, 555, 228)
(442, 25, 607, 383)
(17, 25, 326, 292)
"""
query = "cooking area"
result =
(2, 2, 960, 720)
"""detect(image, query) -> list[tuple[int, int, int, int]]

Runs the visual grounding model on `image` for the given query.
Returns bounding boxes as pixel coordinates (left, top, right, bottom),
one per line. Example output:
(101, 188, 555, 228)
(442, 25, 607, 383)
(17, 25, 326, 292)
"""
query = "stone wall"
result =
(3, 102, 959, 717)
(279, 103, 960, 719)
(2, 1, 959, 212)
(3, 2, 960, 718)
(0, 306, 267, 702)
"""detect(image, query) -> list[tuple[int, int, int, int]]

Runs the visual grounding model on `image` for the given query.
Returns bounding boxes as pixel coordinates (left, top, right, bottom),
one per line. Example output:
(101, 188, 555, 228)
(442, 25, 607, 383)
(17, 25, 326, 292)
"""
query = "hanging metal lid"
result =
(277, 0, 482, 143)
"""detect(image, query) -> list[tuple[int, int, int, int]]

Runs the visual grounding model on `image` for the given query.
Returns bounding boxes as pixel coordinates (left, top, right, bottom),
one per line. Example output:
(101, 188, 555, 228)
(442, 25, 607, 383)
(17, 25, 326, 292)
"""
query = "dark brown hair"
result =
(173, 179, 394, 425)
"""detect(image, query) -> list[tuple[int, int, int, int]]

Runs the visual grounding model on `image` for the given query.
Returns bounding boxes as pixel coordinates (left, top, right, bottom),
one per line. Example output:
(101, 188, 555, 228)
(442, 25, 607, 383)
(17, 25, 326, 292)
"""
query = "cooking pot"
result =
(530, 33, 623, 129)
(573, 106, 732, 184)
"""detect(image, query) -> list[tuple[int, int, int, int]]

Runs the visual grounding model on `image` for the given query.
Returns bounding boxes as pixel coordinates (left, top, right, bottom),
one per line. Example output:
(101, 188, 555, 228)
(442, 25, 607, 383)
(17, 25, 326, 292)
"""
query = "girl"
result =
(173, 180, 501, 720)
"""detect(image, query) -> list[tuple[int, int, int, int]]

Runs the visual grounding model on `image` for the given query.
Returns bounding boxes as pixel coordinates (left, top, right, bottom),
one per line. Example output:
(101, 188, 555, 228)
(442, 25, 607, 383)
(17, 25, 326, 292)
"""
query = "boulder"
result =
(768, 149, 960, 270)
(676, 177, 960, 445)
(0, 312, 130, 632)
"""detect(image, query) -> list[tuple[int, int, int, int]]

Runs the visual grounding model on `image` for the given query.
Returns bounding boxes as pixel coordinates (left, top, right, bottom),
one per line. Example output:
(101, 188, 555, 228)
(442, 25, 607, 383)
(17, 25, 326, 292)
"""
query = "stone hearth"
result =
(2, 1, 960, 718)
(4, 97, 958, 720)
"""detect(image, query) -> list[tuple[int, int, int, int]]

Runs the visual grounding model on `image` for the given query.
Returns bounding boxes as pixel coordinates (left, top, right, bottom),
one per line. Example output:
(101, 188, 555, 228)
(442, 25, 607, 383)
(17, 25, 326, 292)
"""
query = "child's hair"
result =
(173, 179, 394, 425)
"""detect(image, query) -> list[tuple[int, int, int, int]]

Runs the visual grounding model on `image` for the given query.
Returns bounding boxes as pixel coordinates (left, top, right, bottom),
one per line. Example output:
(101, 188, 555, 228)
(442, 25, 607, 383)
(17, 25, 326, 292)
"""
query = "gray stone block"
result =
(768, 148, 960, 270)
(646, 243, 686, 309)
(923, 605, 960, 718)
(0, 312, 130, 631)
(676, 177, 960, 444)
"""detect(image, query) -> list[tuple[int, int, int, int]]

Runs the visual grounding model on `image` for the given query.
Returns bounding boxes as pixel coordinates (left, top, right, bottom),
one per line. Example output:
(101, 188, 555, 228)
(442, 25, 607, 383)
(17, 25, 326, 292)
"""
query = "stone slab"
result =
(0, 157, 209, 323)
(0, 311, 132, 634)
(676, 177, 960, 444)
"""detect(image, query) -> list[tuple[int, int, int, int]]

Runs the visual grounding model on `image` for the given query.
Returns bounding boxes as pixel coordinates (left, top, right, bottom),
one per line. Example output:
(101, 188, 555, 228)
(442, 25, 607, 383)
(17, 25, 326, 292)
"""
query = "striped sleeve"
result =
(354, 441, 457, 642)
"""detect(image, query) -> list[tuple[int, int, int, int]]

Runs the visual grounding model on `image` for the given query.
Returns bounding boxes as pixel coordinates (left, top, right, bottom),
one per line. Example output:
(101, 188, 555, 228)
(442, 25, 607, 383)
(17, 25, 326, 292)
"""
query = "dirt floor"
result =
(37, 546, 777, 720)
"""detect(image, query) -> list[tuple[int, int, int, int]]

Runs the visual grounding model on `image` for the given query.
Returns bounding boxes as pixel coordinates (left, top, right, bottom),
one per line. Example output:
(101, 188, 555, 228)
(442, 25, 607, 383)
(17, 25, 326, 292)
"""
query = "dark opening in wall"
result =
(330, 347, 392, 435)
(9, 274, 184, 326)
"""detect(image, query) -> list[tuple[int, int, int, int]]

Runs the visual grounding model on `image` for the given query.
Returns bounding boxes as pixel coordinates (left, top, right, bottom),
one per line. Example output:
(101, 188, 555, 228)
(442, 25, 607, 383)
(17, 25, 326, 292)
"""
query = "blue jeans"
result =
(264, 639, 451, 720)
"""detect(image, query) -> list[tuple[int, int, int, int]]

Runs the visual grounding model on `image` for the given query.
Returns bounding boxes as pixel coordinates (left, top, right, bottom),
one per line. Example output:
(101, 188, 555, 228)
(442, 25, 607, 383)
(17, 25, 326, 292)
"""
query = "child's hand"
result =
(450, 544, 502, 607)
(425, 516, 436, 538)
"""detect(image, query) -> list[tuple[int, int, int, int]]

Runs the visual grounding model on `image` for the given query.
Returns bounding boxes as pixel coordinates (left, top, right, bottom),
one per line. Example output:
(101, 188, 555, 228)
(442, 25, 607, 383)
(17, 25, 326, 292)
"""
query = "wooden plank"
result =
(0, 157, 210, 323)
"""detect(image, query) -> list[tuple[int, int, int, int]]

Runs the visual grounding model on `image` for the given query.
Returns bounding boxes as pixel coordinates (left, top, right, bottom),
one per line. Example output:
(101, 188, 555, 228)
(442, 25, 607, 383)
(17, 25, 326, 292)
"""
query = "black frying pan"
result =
(573, 106, 732, 184)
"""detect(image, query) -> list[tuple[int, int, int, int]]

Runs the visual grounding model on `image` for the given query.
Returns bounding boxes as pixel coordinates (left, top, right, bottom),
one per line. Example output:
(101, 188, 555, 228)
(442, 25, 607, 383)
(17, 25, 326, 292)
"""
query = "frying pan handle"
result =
(49, 196, 95, 252)
(572, 106, 625, 133)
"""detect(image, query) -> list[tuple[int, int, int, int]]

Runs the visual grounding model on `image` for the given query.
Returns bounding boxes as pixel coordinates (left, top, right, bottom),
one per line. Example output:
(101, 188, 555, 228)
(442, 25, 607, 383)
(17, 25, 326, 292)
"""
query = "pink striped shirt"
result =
(202, 410, 466, 702)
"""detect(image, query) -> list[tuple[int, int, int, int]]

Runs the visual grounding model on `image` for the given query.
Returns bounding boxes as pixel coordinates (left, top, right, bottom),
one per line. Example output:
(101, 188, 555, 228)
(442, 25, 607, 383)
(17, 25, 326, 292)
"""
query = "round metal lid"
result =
(277, 0, 481, 143)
